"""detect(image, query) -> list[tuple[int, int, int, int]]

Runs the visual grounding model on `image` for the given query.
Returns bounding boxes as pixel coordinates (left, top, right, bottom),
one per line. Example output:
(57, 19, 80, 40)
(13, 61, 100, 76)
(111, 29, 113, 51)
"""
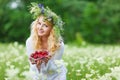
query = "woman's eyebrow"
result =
(37, 21, 41, 24)
(42, 23, 48, 27)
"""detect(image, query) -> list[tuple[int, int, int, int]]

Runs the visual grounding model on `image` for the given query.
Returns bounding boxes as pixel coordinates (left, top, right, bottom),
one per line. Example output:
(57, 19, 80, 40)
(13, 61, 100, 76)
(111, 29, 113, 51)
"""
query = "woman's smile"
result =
(38, 30, 45, 36)
(38, 30, 44, 33)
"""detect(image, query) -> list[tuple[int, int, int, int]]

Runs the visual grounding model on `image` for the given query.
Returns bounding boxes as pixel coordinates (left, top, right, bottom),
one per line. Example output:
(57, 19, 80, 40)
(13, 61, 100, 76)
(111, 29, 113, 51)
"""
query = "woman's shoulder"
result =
(60, 39, 64, 47)
(52, 40, 65, 59)
(26, 37, 34, 49)
(26, 37, 34, 55)
(60, 41, 64, 48)
(58, 40, 64, 52)
(26, 37, 32, 45)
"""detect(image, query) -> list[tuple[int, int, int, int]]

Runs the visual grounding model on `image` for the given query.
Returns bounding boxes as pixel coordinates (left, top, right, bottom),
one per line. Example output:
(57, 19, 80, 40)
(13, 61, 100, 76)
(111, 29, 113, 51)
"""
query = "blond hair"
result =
(30, 16, 62, 55)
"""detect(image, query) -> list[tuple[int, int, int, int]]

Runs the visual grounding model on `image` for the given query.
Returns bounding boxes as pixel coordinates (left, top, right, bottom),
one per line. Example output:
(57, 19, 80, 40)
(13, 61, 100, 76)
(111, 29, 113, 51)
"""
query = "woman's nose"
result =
(38, 25, 43, 30)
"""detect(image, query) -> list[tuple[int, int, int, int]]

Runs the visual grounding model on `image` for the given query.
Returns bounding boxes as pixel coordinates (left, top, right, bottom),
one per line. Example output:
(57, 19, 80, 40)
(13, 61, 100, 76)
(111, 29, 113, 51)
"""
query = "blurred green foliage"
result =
(0, 0, 120, 44)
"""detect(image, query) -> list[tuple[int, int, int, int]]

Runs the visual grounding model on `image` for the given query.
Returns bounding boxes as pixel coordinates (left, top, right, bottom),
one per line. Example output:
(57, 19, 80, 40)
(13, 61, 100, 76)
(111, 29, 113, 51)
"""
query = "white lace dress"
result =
(26, 37, 67, 80)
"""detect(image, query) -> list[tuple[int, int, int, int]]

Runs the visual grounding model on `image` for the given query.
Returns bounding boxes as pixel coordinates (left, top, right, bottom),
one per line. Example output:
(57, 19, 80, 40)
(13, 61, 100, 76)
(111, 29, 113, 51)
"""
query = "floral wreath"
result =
(29, 2, 64, 37)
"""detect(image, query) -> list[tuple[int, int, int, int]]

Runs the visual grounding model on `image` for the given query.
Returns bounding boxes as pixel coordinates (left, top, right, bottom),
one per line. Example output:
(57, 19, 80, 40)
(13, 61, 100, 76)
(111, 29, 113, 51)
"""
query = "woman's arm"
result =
(26, 37, 34, 57)
(53, 41, 64, 60)
(26, 37, 41, 71)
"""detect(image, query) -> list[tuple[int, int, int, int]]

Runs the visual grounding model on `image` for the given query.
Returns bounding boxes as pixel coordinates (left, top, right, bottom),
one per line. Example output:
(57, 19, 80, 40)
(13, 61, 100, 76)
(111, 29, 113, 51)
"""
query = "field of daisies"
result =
(0, 42, 120, 80)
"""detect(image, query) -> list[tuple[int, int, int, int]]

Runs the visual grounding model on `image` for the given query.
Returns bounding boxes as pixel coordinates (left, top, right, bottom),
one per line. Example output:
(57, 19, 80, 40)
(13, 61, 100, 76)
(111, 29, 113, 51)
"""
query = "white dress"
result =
(26, 37, 67, 80)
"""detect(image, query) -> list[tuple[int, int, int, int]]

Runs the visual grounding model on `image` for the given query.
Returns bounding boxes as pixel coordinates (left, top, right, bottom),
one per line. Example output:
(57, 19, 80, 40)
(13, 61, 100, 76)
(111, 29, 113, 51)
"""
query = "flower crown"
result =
(29, 2, 64, 36)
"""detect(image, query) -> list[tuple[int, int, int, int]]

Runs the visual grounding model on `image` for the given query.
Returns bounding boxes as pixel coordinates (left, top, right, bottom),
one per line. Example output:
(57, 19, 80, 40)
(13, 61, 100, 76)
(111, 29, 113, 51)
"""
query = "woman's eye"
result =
(43, 24, 48, 27)
(38, 22, 41, 25)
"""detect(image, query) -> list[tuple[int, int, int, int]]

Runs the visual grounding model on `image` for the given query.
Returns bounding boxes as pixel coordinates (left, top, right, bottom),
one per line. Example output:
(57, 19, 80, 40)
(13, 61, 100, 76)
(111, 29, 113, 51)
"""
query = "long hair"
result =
(30, 16, 62, 55)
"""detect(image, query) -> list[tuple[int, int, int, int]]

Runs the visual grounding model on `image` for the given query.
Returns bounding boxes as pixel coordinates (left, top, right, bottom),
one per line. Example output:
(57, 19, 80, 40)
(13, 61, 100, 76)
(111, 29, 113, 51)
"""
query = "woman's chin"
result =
(38, 33, 49, 37)
(38, 33, 45, 37)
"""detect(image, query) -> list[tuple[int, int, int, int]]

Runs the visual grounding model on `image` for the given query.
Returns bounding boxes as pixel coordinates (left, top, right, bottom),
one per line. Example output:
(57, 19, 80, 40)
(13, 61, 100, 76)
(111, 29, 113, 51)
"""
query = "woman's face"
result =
(36, 16, 53, 37)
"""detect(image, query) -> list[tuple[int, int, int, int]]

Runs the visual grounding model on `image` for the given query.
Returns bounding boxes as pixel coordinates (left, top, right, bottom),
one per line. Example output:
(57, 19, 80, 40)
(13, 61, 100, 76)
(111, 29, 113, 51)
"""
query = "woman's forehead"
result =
(38, 16, 45, 22)
(37, 16, 53, 26)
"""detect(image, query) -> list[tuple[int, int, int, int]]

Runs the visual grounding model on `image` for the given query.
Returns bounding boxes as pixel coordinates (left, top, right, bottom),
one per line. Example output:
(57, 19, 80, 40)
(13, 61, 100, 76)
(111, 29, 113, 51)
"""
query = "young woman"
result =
(26, 3, 67, 80)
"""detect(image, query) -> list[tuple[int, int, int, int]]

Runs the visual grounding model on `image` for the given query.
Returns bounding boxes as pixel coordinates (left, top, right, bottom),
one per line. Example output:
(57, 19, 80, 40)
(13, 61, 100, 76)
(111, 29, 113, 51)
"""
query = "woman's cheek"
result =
(46, 29, 51, 35)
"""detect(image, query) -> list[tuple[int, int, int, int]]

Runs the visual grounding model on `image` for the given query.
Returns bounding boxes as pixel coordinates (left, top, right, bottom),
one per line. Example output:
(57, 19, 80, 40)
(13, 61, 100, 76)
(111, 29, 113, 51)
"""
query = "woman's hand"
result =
(42, 55, 52, 65)
(36, 59, 42, 70)
(29, 57, 37, 64)
(29, 55, 52, 70)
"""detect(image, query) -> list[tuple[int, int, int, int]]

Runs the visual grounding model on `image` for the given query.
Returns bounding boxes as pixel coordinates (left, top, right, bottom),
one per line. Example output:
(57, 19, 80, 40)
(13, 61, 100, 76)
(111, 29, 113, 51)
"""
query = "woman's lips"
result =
(38, 30, 44, 33)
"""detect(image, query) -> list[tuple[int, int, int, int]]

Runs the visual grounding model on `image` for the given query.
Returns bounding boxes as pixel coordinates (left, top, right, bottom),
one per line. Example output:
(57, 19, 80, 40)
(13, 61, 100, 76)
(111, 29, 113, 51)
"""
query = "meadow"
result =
(0, 42, 120, 80)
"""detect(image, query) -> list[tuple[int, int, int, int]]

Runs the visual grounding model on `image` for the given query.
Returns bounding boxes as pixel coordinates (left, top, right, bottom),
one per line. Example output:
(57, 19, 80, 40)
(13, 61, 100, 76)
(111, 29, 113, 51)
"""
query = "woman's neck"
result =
(40, 36, 48, 43)
(40, 36, 48, 50)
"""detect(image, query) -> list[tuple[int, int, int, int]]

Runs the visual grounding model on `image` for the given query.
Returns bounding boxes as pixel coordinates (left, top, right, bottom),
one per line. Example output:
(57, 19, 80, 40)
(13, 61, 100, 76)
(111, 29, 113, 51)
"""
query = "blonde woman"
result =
(26, 3, 67, 80)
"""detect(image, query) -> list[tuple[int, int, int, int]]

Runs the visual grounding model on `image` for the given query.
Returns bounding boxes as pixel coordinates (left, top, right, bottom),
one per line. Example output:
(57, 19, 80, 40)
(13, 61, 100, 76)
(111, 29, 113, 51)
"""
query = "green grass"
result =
(0, 42, 120, 80)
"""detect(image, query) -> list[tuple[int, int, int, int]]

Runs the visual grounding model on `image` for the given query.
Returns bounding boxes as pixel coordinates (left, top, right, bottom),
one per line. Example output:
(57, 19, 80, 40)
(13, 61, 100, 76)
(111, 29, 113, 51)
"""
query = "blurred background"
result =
(1, 0, 120, 80)
(0, 0, 120, 45)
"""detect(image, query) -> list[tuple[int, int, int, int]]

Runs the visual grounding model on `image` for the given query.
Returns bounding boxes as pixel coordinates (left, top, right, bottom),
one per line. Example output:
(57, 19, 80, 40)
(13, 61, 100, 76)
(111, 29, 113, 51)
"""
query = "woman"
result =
(26, 3, 67, 80)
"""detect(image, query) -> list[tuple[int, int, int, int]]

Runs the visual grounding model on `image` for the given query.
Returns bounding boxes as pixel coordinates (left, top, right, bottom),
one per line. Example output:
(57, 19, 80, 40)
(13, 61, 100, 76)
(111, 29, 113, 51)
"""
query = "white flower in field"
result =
(98, 74, 112, 80)
(19, 44, 24, 49)
(11, 48, 19, 56)
(21, 71, 35, 80)
(68, 72, 71, 75)
(85, 73, 92, 78)
(5, 67, 19, 79)
(76, 70, 81, 77)
(79, 58, 87, 64)
(1, 42, 120, 80)
(71, 68, 75, 72)
(85, 64, 91, 70)
(110, 66, 120, 72)
(13, 42, 19, 47)
(76, 72, 81, 76)
(96, 57, 105, 64)
(64, 61, 68, 66)
(98, 66, 120, 80)
(90, 69, 98, 74)
(81, 78, 86, 80)
(23, 65, 29, 69)
(70, 64, 74, 68)
(6, 61, 11, 66)
(9, 65, 15, 69)
(76, 69, 81, 73)
(110, 66, 120, 79)
(0, 52, 4, 58)
(14, 56, 24, 62)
